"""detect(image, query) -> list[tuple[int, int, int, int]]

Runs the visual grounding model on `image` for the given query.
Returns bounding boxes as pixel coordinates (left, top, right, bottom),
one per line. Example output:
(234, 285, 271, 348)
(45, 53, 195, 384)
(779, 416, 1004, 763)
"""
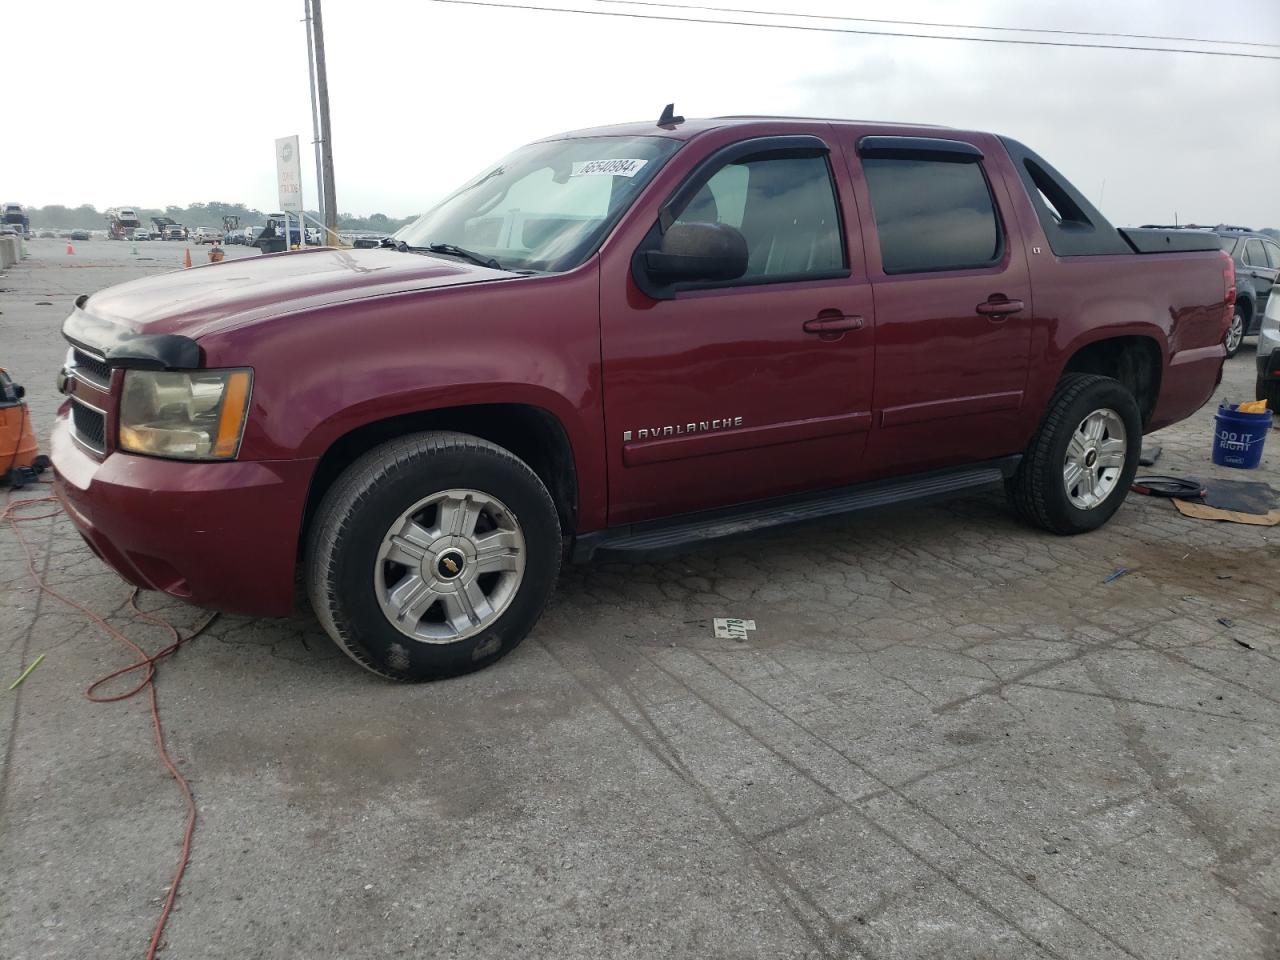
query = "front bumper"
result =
(51, 406, 316, 617)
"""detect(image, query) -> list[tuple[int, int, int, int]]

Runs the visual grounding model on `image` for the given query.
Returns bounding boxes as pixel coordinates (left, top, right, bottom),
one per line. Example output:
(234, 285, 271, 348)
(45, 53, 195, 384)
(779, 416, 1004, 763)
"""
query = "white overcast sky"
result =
(7, 0, 1279, 226)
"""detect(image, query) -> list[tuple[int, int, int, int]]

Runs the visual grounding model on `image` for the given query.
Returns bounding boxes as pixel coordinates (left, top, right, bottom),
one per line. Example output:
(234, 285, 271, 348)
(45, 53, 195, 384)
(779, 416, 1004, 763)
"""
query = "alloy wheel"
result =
(374, 489, 525, 643)
(1063, 408, 1127, 510)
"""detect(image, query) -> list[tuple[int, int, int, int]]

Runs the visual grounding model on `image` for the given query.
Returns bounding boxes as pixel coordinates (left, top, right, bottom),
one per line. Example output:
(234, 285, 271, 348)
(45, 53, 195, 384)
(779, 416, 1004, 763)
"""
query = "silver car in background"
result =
(1256, 286, 1280, 409)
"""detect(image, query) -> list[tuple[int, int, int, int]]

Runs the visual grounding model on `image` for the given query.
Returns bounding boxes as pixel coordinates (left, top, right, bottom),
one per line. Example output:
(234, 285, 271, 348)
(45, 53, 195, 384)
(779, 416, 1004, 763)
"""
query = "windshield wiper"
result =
(426, 243, 503, 270)
(382, 237, 502, 270)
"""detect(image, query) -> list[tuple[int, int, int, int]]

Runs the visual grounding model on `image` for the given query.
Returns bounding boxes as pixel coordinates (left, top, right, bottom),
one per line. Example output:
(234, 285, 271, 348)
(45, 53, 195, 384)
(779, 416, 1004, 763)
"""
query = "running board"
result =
(572, 456, 1021, 563)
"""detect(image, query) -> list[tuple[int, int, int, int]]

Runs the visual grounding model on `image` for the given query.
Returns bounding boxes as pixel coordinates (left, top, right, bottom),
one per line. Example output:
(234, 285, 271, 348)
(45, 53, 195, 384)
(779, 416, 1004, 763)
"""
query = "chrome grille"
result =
(70, 398, 106, 454)
(71, 348, 112, 388)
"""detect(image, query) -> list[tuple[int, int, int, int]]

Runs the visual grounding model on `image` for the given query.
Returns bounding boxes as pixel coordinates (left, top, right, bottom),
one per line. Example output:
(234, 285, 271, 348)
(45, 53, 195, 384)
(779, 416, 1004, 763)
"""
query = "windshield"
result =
(395, 135, 680, 272)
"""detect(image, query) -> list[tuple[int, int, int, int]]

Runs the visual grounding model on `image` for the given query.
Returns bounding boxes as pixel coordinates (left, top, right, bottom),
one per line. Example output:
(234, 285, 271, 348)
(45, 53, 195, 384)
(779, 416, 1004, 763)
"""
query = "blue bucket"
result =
(1212, 403, 1270, 469)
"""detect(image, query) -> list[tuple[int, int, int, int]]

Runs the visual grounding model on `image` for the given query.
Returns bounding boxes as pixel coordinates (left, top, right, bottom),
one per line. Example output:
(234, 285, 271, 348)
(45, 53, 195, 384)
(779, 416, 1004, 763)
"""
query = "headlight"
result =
(118, 368, 252, 460)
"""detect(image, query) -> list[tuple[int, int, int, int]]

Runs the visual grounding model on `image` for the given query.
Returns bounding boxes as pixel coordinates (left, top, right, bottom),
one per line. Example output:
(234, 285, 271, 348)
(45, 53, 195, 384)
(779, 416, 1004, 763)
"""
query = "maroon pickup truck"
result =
(53, 113, 1233, 681)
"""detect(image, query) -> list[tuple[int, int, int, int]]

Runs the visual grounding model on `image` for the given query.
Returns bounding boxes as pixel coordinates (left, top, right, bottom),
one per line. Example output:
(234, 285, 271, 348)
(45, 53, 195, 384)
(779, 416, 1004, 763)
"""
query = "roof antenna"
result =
(657, 103, 684, 128)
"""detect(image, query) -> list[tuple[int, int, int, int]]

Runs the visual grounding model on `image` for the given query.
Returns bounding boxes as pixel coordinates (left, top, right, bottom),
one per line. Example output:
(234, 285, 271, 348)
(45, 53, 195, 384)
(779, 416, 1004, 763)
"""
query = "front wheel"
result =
(306, 432, 562, 681)
(1007, 374, 1142, 535)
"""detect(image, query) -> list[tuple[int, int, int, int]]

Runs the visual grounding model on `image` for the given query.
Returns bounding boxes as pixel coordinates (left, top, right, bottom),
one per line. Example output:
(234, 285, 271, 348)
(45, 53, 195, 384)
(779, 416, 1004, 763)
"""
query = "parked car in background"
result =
(52, 114, 1234, 682)
(263, 213, 302, 247)
(350, 232, 390, 249)
(69, 229, 90, 241)
(164, 225, 185, 241)
(193, 227, 222, 244)
(1256, 287, 1280, 409)
(133, 229, 151, 241)
(1138, 224, 1279, 357)
(1213, 227, 1278, 356)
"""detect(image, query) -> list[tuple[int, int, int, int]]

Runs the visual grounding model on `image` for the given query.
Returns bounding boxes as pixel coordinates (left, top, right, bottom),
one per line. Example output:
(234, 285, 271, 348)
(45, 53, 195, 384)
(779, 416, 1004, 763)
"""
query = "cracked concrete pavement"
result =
(1, 239, 1278, 959)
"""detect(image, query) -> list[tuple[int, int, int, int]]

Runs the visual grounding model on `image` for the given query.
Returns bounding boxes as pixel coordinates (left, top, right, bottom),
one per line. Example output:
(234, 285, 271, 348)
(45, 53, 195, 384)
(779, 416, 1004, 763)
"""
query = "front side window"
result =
(862, 157, 1002, 274)
(671, 153, 845, 280)
(395, 136, 680, 273)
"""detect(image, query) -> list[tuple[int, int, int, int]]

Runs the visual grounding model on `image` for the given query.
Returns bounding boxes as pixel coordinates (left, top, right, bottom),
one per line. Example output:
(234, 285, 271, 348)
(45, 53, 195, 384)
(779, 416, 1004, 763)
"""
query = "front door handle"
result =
(976, 297, 1025, 318)
(803, 313, 864, 334)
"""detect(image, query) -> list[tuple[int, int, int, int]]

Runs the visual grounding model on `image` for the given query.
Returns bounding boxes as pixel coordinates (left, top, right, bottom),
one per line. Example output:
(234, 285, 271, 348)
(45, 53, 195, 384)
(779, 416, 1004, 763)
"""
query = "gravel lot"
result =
(2, 238, 1278, 959)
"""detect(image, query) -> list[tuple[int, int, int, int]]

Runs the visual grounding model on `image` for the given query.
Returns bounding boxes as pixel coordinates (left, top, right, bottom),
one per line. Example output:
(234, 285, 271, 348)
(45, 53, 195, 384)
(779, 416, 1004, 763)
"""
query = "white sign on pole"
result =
(276, 135, 304, 214)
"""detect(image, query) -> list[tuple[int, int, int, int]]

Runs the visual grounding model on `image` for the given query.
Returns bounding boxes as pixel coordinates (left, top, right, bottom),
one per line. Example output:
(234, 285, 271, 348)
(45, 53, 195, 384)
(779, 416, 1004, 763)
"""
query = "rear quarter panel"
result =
(991, 148, 1227, 434)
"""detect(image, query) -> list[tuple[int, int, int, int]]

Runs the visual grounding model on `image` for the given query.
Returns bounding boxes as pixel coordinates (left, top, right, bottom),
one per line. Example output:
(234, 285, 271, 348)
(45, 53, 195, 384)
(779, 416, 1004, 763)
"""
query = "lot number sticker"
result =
(571, 159, 648, 178)
(713, 618, 757, 640)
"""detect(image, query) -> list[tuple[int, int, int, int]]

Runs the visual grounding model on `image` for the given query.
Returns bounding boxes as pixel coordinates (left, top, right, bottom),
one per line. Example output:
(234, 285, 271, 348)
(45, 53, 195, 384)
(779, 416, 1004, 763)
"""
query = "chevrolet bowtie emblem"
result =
(442, 557, 459, 574)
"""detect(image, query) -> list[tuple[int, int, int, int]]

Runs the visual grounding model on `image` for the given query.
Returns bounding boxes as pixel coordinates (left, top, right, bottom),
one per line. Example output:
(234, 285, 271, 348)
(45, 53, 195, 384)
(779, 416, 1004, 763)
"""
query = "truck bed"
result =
(1118, 228, 1222, 254)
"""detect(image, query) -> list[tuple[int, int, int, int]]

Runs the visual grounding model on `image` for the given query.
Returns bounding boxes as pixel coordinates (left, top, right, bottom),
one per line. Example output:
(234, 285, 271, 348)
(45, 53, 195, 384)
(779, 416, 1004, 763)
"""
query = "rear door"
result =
(1248, 238, 1280, 311)
(837, 132, 1033, 476)
(598, 129, 876, 524)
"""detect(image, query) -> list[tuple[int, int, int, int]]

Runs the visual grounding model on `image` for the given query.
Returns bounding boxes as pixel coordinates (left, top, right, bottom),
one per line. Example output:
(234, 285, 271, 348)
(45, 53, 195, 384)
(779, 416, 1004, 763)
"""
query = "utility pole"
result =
(309, 0, 339, 245)
(304, 0, 325, 232)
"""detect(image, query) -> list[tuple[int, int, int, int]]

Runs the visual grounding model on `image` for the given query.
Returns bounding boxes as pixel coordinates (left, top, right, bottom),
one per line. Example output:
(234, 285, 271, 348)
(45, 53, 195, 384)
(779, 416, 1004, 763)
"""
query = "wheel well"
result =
(1061, 336, 1162, 426)
(301, 404, 579, 552)
(1235, 296, 1252, 321)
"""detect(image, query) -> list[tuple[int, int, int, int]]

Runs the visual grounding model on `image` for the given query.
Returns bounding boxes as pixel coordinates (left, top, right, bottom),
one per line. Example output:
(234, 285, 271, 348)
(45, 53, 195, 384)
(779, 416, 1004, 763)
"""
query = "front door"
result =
(599, 133, 876, 524)
(840, 132, 1034, 476)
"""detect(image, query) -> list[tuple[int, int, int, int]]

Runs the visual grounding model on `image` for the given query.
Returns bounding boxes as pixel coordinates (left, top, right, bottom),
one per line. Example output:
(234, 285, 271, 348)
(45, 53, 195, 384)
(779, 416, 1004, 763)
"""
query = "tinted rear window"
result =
(1265, 241, 1280, 269)
(862, 158, 1001, 273)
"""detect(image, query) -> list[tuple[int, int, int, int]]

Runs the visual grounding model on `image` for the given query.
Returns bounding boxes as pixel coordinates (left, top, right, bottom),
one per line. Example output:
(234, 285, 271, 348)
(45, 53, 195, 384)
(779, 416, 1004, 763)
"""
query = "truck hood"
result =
(79, 247, 517, 339)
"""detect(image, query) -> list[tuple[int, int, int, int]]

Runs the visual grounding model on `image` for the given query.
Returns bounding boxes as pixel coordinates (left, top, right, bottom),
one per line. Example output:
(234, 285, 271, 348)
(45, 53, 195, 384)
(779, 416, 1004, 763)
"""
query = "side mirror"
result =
(643, 221, 748, 286)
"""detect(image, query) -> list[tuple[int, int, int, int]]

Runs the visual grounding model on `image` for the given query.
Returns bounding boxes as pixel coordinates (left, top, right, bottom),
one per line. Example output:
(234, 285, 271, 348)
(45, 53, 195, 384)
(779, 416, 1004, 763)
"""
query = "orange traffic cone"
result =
(183, 247, 192, 269)
(66, 240, 74, 255)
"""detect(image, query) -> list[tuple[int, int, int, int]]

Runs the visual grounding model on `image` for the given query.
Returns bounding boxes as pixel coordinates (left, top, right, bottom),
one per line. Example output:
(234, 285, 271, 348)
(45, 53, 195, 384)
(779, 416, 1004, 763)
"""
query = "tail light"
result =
(1221, 251, 1236, 335)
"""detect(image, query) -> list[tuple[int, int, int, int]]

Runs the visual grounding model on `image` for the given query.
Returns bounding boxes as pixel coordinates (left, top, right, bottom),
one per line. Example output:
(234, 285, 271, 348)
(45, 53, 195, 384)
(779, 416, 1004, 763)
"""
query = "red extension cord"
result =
(3, 487, 216, 959)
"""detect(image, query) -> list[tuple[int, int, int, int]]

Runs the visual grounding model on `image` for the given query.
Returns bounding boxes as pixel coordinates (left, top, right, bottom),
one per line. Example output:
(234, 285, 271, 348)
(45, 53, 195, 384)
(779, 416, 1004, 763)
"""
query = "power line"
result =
(593, 0, 1280, 50)
(424, 0, 1280, 60)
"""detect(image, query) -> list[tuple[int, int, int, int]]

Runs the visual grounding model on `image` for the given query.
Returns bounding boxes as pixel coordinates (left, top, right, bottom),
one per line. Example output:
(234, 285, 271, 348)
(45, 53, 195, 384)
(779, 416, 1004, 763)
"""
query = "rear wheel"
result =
(306, 432, 562, 682)
(1007, 374, 1141, 535)
(1224, 307, 1246, 358)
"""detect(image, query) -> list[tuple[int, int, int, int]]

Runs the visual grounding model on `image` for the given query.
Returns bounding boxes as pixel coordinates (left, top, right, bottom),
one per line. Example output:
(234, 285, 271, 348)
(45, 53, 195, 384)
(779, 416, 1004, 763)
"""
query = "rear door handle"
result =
(976, 297, 1025, 318)
(803, 313, 864, 334)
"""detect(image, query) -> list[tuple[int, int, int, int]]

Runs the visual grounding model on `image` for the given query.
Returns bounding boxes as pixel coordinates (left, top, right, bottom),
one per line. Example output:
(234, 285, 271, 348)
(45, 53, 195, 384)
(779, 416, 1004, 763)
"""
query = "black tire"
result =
(1257, 373, 1280, 411)
(1224, 306, 1245, 358)
(305, 431, 562, 682)
(1006, 374, 1142, 535)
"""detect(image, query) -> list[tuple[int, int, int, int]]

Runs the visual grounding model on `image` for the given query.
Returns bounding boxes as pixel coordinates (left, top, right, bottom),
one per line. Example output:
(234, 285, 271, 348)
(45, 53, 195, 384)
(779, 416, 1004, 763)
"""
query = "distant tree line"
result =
(26, 201, 416, 233)
(22, 202, 1279, 241)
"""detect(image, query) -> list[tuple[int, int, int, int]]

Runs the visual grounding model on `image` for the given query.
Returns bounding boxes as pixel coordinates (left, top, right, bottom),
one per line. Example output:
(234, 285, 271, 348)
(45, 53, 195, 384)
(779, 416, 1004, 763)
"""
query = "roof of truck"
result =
(543, 115, 956, 142)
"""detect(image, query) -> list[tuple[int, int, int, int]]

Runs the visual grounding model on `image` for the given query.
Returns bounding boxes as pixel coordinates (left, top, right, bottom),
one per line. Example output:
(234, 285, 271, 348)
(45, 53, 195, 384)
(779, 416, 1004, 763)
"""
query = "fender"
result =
(1025, 319, 1169, 422)
(197, 265, 609, 529)
(1234, 289, 1256, 323)
(1054, 321, 1170, 373)
(294, 382, 586, 463)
